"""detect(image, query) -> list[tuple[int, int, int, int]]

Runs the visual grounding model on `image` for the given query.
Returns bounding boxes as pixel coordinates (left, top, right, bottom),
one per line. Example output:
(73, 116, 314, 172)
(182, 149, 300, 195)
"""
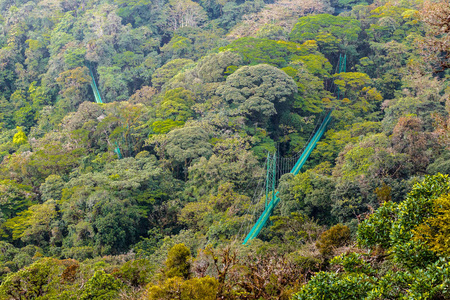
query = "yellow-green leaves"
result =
(3, 201, 57, 242)
(12, 127, 27, 145)
(413, 193, 450, 257)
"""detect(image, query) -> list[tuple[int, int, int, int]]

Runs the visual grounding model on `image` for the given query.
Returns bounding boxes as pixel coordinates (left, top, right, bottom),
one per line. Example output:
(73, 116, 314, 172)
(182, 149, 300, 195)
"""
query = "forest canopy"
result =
(0, 0, 450, 299)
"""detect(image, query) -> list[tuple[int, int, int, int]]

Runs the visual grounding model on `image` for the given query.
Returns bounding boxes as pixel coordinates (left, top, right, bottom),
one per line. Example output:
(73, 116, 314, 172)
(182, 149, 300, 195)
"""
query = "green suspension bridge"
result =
(88, 63, 123, 158)
(243, 54, 346, 245)
(89, 63, 103, 104)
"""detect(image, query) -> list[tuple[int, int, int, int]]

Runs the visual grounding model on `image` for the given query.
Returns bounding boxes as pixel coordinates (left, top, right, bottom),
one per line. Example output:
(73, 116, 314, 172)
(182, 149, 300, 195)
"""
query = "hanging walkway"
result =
(88, 63, 126, 158)
(243, 109, 333, 244)
(88, 64, 103, 104)
(243, 54, 346, 245)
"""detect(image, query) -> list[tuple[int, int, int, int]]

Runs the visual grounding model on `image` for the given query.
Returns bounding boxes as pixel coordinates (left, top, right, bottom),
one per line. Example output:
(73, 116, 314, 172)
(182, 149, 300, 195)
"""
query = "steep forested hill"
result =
(0, 0, 450, 299)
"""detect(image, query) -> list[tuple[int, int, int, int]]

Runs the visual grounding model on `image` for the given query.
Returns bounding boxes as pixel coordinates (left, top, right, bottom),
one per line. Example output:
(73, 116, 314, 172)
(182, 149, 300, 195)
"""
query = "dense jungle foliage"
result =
(0, 0, 450, 298)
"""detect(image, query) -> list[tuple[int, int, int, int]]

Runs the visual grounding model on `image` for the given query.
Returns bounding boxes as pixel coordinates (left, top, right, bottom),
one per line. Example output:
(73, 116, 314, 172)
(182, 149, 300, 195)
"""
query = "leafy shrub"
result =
(359, 173, 450, 268)
(117, 259, 152, 287)
(165, 243, 191, 279)
(293, 271, 374, 300)
(315, 224, 351, 257)
(330, 252, 374, 274)
(147, 276, 218, 300)
(357, 200, 399, 249)
(412, 193, 450, 257)
(80, 270, 122, 300)
(294, 258, 450, 300)
(0, 258, 64, 299)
